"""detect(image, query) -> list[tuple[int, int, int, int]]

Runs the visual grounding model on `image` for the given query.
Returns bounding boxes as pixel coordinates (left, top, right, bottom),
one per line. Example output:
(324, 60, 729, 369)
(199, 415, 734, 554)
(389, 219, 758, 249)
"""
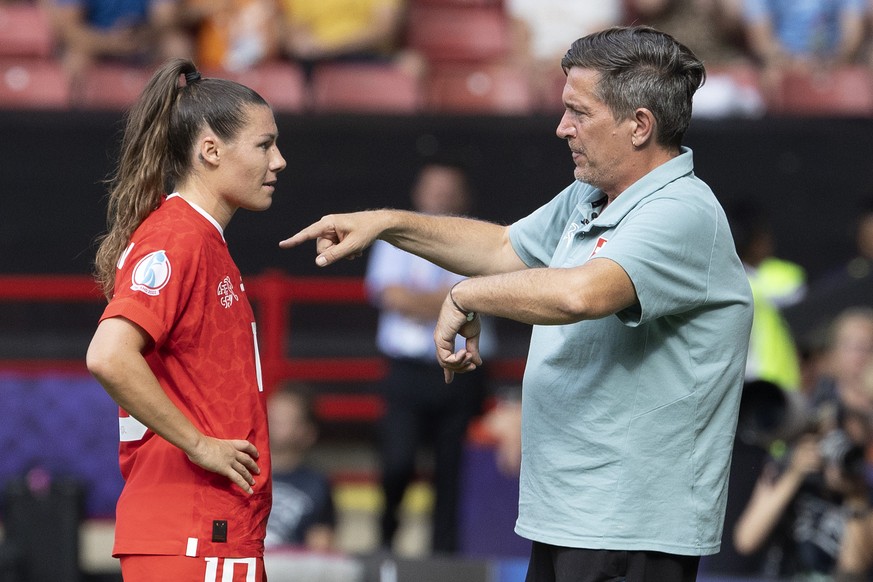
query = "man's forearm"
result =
(378, 210, 525, 277)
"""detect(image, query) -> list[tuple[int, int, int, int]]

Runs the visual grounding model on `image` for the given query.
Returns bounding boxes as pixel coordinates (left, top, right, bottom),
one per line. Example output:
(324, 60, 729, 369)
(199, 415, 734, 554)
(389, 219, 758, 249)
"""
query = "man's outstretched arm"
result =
(279, 209, 527, 277)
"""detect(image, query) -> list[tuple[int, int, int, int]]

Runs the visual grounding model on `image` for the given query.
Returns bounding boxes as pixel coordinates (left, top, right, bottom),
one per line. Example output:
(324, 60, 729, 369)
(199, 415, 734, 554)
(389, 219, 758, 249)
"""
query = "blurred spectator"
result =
(785, 199, 873, 351)
(183, 0, 279, 72)
(734, 307, 873, 582)
(627, 0, 765, 118)
(824, 197, 873, 287)
(846, 200, 873, 282)
(865, 358, 873, 414)
(480, 385, 523, 478)
(276, 0, 420, 81)
(733, 419, 873, 580)
(265, 383, 336, 552)
(364, 160, 495, 555)
(734, 306, 873, 580)
(627, 0, 747, 63)
(740, 0, 868, 95)
(46, 0, 192, 89)
(506, 0, 624, 106)
(704, 379, 803, 576)
(726, 199, 805, 391)
(809, 307, 873, 436)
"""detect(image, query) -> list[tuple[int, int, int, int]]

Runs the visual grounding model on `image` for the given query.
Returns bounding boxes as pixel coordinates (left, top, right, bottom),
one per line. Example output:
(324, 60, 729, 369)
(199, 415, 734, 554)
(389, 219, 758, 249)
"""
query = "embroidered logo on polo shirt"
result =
(217, 276, 239, 309)
(130, 251, 172, 296)
(590, 236, 608, 258)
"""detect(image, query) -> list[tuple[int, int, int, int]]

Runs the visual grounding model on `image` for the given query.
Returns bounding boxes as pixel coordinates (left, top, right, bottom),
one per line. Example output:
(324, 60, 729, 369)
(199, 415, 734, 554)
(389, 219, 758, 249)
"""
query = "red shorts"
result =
(120, 554, 266, 582)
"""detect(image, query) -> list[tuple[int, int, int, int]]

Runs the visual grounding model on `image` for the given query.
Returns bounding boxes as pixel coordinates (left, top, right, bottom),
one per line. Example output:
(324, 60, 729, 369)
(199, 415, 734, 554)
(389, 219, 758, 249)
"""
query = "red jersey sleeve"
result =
(100, 228, 204, 348)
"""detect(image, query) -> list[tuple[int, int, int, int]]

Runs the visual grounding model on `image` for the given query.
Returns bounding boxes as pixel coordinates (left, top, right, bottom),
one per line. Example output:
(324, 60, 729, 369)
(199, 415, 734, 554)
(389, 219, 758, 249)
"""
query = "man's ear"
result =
(631, 107, 656, 147)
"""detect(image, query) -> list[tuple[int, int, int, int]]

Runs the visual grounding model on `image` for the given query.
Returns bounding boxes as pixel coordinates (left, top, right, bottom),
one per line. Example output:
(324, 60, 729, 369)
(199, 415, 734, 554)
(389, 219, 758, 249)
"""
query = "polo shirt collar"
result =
(583, 146, 695, 228)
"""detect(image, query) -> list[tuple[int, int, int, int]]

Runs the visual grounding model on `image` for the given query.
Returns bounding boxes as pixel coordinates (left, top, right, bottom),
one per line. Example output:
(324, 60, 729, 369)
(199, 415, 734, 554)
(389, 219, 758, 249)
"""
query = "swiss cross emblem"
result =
(217, 276, 239, 309)
(590, 236, 608, 258)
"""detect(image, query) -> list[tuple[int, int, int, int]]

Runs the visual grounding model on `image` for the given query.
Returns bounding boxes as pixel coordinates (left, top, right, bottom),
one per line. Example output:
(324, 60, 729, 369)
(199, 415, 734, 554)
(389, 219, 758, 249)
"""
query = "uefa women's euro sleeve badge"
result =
(130, 250, 172, 296)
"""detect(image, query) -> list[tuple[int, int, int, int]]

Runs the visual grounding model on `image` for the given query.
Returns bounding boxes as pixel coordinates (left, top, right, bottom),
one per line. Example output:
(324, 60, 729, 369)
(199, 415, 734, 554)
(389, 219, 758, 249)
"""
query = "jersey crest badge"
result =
(130, 250, 172, 296)
(589, 236, 608, 258)
(217, 276, 239, 309)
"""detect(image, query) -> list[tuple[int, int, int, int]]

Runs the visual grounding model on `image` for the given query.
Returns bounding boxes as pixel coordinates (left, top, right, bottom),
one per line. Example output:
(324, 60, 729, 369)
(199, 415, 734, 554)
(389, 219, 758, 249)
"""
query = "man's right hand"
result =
(435, 292, 483, 384)
(279, 211, 390, 267)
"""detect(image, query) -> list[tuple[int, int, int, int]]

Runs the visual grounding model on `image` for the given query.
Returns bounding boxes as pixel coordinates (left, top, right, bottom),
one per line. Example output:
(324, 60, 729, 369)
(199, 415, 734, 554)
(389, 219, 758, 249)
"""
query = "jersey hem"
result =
(113, 540, 265, 559)
(514, 524, 721, 556)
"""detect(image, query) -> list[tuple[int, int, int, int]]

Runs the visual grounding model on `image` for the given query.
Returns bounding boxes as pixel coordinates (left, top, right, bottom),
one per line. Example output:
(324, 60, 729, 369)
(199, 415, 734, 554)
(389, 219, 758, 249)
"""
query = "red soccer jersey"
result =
(99, 194, 271, 559)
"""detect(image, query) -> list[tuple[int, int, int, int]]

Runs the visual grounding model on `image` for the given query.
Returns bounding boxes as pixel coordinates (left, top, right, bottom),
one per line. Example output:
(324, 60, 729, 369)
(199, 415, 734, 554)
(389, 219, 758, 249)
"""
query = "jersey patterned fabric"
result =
(99, 194, 271, 559)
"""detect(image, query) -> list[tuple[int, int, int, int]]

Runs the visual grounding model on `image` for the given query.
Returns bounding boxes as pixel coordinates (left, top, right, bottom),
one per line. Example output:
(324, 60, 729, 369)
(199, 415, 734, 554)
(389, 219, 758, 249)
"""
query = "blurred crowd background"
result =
(4, 1, 873, 581)
(2, 0, 873, 115)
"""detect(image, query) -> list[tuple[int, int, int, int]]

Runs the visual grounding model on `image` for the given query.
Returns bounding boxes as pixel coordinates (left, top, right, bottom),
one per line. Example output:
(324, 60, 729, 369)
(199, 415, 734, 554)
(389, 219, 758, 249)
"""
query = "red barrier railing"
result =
(0, 273, 525, 421)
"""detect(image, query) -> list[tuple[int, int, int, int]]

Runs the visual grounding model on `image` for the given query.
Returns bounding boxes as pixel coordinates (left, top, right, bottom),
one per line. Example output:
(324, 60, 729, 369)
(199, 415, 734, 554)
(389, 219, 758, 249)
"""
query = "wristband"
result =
(450, 283, 476, 322)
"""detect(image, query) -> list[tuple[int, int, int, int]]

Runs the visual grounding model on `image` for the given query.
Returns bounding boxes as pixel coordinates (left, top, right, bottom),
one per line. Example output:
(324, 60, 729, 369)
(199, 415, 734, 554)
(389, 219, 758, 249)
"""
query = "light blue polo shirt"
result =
(509, 148, 753, 555)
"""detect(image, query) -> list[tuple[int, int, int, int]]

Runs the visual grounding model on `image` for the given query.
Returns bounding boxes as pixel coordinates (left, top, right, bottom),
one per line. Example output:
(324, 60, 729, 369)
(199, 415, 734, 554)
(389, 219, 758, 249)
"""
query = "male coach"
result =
(281, 26, 754, 582)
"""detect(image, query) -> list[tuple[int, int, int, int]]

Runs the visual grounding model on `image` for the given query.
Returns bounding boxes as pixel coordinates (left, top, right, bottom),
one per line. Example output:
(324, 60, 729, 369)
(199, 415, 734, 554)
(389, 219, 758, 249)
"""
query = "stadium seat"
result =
(78, 62, 306, 112)
(707, 62, 762, 90)
(426, 63, 533, 114)
(535, 68, 569, 113)
(205, 62, 307, 113)
(768, 66, 873, 117)
(410, 0, 503, 6)
(77, 64, 155, 110)
(0, 59, 71, 109)
(310, 62, 422, 113)
(0, 4, 53, 58)
(693, 62, 766, 119)
(406, 5, 511, 63)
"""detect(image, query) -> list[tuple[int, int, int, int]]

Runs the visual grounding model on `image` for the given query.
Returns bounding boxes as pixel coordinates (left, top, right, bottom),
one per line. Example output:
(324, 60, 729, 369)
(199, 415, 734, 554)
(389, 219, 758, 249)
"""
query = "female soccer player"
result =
(86, 57, 286, 582)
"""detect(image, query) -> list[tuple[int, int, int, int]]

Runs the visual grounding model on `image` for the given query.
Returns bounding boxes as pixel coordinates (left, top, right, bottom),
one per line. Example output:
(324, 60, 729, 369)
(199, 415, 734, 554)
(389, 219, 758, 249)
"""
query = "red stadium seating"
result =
(205, 62, 307, 113)
(406, 5, 511, 63)
(77, 64, 155, 109)
(427, 63, 533, 114)
(310, 62, 422, 113)
(0, 59, 71, 109)
(0, 4, 53, 58)
(768, 66, 873, 117)
(707, 63, 762, 90)
(536, 67, 569, 113)
(690, 62, 766, 118)
(78, 62, 306, 112)
(410, 0, 503, 5)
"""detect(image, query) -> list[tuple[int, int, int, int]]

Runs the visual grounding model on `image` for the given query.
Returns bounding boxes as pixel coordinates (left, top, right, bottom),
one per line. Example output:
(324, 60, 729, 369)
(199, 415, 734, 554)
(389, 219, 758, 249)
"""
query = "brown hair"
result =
(94, 58, 268, 298)
(561, 26, 705, 148)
